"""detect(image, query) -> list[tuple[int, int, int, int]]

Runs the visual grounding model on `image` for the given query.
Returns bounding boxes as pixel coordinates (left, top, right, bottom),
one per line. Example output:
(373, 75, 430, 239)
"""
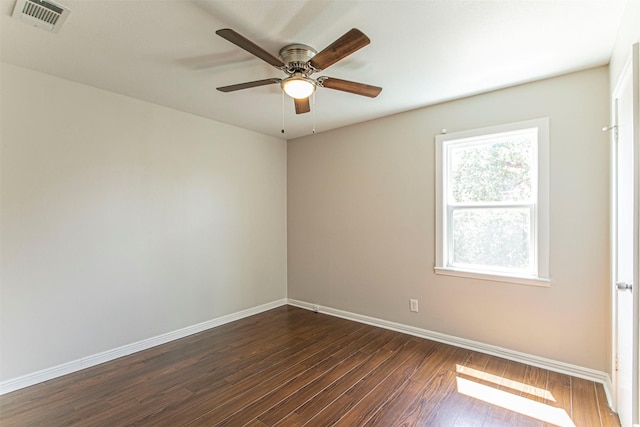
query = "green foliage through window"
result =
(450, 138, 533, 203)
(451, 208, 531, 270)
(444, 129, 537, 274)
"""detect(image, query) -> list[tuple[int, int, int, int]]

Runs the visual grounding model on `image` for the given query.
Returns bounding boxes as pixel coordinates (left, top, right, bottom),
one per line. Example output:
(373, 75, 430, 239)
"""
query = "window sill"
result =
(434, 267, 550, 287)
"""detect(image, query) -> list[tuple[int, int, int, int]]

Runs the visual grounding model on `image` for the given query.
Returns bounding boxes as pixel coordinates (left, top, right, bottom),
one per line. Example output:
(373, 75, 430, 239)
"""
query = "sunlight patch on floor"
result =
(456, 377, 575, 427)
(456, 364, 555, 401)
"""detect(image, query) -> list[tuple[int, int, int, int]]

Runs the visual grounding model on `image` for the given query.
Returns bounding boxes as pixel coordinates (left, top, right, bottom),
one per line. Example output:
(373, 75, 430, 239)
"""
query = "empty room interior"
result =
(1, 0, 640, 426)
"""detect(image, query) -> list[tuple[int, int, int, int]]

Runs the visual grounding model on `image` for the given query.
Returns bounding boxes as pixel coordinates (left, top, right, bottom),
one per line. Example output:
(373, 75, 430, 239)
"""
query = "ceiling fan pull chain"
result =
(281, 90, 285, 134)
(312, 92, 316, 134)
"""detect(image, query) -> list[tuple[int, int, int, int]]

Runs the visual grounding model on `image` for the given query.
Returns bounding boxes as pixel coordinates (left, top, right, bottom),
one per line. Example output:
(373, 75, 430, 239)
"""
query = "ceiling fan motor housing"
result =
(279, 44, 317, 75)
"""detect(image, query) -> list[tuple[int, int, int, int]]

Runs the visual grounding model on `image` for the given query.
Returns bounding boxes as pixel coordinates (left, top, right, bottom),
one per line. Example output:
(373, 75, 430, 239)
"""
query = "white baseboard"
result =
(0, 299, 287, 395)
(2, 297, 615, 410)
(287, 298, 615, 408)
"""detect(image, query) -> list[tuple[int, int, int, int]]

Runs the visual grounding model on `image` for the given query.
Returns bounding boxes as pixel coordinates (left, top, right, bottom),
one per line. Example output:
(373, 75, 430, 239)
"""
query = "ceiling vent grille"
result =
(12, 0, 71, 33)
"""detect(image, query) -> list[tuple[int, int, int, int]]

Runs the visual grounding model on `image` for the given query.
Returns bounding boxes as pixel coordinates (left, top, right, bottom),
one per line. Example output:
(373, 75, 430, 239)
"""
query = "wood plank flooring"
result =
(0, 306, 621, 426)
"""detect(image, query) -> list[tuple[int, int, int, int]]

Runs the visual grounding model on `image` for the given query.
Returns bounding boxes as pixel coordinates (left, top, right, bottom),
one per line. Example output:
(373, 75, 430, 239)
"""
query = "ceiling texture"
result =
(0, 0, 629, 139)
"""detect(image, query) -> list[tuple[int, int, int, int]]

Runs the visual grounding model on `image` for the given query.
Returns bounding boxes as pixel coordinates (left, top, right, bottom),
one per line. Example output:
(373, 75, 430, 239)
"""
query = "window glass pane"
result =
(450, 136, 533, 203)
(451, 207, 531, 272)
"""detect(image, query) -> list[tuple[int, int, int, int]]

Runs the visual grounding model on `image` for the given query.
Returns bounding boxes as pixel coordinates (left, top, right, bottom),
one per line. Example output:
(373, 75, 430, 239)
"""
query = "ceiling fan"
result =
(215, 28, 382, 114)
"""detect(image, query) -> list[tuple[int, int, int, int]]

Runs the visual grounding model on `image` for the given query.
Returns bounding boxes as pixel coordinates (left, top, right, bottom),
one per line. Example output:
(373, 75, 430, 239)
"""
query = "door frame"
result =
(610, 42, 640, 424)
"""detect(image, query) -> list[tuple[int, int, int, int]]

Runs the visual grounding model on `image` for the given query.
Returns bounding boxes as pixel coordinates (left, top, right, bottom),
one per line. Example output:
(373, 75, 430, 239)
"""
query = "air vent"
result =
(12, 0, 71, 33)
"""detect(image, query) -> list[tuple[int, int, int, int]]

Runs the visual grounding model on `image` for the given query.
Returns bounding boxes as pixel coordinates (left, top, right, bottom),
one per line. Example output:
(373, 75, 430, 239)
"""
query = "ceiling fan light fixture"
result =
(282, 76, 316, 99)
(215, 28, 382, 116)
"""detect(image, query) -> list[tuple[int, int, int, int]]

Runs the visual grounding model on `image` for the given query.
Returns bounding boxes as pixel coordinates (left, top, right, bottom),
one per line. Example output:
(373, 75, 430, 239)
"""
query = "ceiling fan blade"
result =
(216, 28, 285, 68)
(309, 28, 370, 71)
(294, 97, 311, 114)
(217, 78, 281, 92)
(319, 77, 382, 98)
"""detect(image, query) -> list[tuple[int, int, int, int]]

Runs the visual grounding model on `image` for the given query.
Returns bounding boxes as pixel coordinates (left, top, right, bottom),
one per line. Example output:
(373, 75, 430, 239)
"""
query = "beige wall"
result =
(0, 63, 287, 381)
(288, 66, 610, 371)
(0, 59, 614, 383)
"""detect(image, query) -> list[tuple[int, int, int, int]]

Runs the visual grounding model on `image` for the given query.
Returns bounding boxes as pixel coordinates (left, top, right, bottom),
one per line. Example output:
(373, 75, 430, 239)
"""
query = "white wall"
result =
(288, 66, 610, 371)
(0, 63, 287, 381)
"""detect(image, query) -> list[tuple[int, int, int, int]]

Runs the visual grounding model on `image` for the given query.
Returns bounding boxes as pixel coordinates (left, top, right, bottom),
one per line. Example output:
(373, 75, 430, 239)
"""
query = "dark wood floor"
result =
(0, 306, 621, 426)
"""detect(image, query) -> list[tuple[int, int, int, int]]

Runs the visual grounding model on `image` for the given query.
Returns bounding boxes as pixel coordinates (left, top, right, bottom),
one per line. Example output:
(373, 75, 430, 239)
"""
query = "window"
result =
(435, 118, 550, 286)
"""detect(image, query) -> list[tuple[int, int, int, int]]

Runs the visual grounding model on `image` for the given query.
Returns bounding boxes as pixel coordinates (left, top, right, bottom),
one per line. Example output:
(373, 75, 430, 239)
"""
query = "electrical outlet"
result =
(410, 299, 418, 312)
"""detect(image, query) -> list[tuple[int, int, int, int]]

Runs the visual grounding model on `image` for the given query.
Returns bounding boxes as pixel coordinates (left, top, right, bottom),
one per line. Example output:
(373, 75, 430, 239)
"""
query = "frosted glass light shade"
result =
(282, 77, 316, 99)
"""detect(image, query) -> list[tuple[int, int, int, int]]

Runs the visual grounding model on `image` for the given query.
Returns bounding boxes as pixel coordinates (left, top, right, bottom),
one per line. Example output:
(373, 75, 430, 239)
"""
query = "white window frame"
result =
(435, 118, 550, 287)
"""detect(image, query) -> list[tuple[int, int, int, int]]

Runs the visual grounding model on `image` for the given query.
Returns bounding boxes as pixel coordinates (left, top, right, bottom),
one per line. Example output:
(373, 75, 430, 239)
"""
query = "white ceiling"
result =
(0, 0, 629, 139)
